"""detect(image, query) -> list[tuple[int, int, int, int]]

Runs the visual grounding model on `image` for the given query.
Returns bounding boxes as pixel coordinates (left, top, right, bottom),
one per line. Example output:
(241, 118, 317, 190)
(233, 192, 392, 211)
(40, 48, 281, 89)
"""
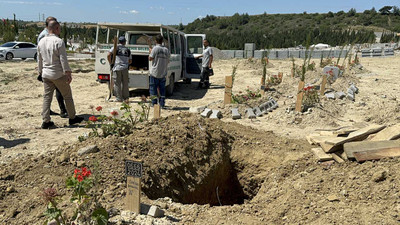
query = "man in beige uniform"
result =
(37, 20, 83, 129)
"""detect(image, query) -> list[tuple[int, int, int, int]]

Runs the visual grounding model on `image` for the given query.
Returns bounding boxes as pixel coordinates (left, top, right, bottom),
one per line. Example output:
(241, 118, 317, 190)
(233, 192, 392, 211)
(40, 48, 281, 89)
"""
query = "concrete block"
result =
(269, 97, 279, 109)
(347, 88, 355, 101)
(312, 50, 323, 59)
(253, 50, 264, 59)
(189, 106, 206, 113)
(253, 107, 263, 117)
(234, 50, 244, 59)
(221, 50, 235, 59)
(210, 110, 222, 119)
(266, 101, 274, 112)
(267, 50, 277, 59)
(325, 92, 336, 100)
(201, 108, 212, 118)
(246, 108, 256, 119)
(299, 50, 308, 58)
(231, 108, 241, 120)
(245, 50, 254, 58)
(349, 84, 358, 94)
(244, 43, 256, 51)
(259, 102, 268, 114)
(78, 145, 99, 156)
(288, 50, 300, 58)
(277, 50, 289, 59)
(147, 205, 164, 218)
(322, 50, 332, 58)
(335, 91, 346, 99)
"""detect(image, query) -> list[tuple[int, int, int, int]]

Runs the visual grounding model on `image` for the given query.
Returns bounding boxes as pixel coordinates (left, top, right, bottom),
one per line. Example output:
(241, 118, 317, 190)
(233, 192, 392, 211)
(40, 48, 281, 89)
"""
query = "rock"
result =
(76, 160, 85, 167)
(158, 202, 168, 209)
(189, 106, 206, 114)
(382, 95, 387, 99)
(372, 169, 388, 182)
(327, 194, 340, 202)
(77, 145, 99, 156)
(107, 208, 120, 217)
(57, 153, 70, 163)
(120, 210, 137, 223)
(147, 205, 164, 218)
(6, 186, 15, 193)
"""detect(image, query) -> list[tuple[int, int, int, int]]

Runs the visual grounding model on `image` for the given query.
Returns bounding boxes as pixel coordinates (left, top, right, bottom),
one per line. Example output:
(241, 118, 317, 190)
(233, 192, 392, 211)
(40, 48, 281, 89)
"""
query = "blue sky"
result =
(0, 0, 399, 25)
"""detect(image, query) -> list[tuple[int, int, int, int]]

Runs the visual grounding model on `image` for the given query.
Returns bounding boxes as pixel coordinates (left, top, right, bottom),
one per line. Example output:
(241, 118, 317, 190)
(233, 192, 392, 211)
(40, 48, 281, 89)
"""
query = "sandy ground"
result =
(1, 55, 399, 164)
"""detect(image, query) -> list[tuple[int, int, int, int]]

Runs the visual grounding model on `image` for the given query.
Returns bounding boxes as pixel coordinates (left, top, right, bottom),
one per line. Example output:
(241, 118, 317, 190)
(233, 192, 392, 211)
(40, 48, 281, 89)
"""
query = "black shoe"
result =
(41, 121, 55, 129)
(50, 110, 59, 115)
(60, 111, 68, 118)
(69, 116, 84, 125)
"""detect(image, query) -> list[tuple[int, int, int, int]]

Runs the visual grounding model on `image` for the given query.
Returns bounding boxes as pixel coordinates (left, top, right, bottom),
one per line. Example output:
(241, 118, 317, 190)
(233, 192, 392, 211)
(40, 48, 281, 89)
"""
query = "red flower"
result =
(77, 175, 84, 182)
(89, 116, 97, 122)
(96, 106, 102, 112)
(74, 169, 80, 175)
(111, 110, 119, 116)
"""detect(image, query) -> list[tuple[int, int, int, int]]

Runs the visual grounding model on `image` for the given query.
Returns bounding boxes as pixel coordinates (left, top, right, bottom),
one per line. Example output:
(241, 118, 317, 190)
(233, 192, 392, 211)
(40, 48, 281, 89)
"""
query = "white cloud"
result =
(150, 6, 164, 10)
(0, 1, 62, 5)
(119, 10, 139, 15)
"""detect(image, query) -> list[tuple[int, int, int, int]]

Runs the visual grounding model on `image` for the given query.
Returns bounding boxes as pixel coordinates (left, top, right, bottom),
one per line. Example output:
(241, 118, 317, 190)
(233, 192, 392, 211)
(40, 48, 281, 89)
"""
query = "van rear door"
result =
(184, 34, 205, 79)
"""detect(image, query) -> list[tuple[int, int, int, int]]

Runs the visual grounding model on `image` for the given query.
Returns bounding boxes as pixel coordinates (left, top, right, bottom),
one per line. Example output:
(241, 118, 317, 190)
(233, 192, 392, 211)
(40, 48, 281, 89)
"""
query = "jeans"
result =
(199, 67, 210, 87)
(149, 76, 166, 107)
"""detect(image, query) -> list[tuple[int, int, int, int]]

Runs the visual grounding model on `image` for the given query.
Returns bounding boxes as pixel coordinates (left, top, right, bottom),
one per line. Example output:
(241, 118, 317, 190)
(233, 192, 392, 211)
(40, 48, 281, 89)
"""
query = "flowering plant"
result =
(232, 87, 261, 104)
(302, 85, 319, 109)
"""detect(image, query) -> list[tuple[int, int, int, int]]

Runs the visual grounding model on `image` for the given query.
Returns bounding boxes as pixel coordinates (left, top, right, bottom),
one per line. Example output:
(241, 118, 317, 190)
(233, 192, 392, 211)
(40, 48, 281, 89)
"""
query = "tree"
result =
(348, 8, 356, 17)
(379, 6, 393, 15)
(393, 6, 400, 16)
(327, 11, 334, 17)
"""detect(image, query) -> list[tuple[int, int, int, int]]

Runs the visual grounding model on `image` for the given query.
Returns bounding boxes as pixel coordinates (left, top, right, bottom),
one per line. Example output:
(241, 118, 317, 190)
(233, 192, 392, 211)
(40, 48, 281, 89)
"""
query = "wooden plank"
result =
(344, 140, 400, 159)
(320, 74, 327, 96)
(224, 75, 233, 105)
(325, 124, 386, 146)
(319, 131, 335, 136)
(310, 135, 338, 145)
(295, 81, 305, 112)
(331, 152, 345, 163)
(153, 105, 160, 119)
(311, 148, 333, 162)
(306, 133, 320, 145)
(354, 147, 400, 162)
(320, 142, 342, 153)
(371, 124, 400, 141)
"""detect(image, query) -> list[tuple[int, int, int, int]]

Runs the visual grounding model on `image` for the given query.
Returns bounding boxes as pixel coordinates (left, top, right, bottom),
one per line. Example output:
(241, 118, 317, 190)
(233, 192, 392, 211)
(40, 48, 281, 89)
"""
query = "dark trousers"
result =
(199, 67, 210, 87)
(149, 76, 166, 107)
(55, 88, 67, 113)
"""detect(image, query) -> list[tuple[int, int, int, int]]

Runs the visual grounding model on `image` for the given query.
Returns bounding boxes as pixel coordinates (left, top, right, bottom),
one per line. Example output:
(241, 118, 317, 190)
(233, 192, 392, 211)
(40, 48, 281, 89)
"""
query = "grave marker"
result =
(320, 74, 327, 95)
(295, 81, 305, 112)
(125, 159, 143, 214)
(224, 76, 233, 105)
(153, 105, 161, 119)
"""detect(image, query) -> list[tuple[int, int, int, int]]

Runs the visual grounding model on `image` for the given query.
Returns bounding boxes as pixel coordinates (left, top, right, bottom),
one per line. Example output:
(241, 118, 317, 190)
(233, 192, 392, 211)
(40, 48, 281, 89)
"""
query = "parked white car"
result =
(0, 42, 37, 60)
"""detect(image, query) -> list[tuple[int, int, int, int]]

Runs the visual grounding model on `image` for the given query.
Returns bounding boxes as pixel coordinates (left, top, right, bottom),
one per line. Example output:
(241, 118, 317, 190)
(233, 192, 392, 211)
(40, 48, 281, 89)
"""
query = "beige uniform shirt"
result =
(37, 34, 71, 80)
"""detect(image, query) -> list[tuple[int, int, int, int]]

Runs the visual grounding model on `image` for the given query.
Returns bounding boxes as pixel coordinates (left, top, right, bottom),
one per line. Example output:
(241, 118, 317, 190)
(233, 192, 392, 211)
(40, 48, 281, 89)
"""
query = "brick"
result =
(201, 108, 212, 118)
(210, 110, 222, 119)
(246, 108, 256, 119)
(231, 108, 241, 120)
(147, 205, 164, 218)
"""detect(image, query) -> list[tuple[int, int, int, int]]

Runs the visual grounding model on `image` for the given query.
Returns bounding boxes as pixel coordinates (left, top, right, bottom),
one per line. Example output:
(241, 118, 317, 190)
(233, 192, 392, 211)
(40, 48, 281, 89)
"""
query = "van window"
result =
(169, 31, 176, 54)
(161, 28, 169, 47)
(187, 36, 203, 54)
(129, 34, 156, 45)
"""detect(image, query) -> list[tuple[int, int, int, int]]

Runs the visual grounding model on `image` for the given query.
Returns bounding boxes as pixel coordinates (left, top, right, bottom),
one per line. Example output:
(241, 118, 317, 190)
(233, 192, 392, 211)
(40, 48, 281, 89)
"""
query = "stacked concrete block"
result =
(277, 49, 289, 59)
(221, 50, 235, 59)
(268, 50, 278, 59)
(231, 108, 241, 120)
(245, 108, 256, 119)
(245, 50, 254, 58)
(201, 108, 212, 118)
(254, 50, 267, 59)
(210, 110, 222, 119)
(361, 49, 372, 57)
(384, 48, 394, 56)
(372, 48, 382, 57)
(289, 50, 300, 58)
(253, 107, 263, 117)
(244, 43, 256, 51)
(234, 50, 244, 59)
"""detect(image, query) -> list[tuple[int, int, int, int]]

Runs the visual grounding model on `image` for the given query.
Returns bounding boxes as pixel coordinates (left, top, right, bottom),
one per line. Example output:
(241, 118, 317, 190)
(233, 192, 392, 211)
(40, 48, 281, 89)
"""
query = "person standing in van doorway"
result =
(195, 39, 213, 89)
(107, 36, 132, 102)
(149, 34, 170, 108)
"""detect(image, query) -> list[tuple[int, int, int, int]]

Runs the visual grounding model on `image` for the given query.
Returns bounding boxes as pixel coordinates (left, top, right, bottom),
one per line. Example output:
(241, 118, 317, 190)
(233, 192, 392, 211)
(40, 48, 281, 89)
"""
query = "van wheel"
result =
(6, 52, 13, 60)
(166, 75, 175, 96)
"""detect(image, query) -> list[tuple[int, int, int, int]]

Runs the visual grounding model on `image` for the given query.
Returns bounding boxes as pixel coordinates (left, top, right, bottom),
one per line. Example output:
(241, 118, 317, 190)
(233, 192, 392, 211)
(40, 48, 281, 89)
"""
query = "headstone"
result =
(125, 159, 143, 214)
(323, 66, 340, 81)
(320, 74, 327, 95)
(210, 110, 222, 119)
(245, 108, 256, 119)
(231, 108, 241, 120)
(201, 108, 212, 118)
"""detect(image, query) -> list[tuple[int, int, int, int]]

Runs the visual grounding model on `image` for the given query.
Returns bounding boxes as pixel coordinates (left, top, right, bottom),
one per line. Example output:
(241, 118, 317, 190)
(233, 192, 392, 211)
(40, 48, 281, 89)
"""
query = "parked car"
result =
(0, 42, 37, 60)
